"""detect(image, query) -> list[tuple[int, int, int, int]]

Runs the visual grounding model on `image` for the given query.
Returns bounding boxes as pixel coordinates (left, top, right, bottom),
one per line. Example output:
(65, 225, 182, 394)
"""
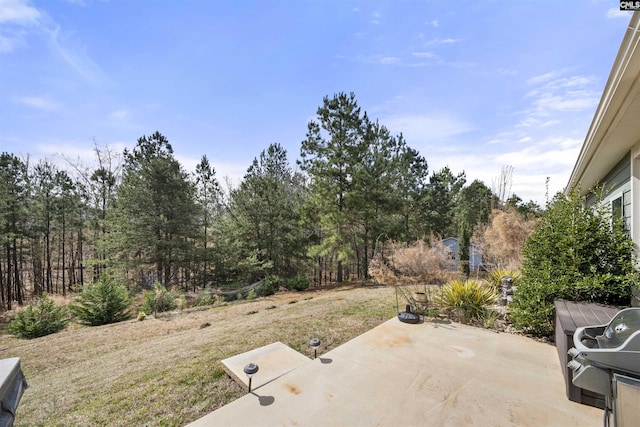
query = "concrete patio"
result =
(188, 317, 602, 426)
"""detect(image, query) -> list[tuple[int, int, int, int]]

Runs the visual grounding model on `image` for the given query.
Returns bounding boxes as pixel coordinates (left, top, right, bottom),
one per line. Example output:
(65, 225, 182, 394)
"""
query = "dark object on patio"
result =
(568, 307, 640, 425)
(554, 300, 619, 409)
(0, 358, 28, 427)
(398, 304, 420, 324)
(243, 363, 259, 393)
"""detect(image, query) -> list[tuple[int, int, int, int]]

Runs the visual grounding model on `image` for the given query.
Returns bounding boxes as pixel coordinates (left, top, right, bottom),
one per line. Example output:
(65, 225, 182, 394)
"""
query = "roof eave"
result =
(566, 12, 640, 196)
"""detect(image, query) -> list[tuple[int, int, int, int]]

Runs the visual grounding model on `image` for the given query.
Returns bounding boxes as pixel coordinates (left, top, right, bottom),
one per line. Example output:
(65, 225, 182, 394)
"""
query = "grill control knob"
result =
(567, 360, 582, 372)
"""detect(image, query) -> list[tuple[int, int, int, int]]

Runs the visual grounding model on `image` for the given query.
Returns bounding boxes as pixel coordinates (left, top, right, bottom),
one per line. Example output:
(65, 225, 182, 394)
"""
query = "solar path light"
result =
(243, 363, 259, 393)
(310, 338, 321, 359)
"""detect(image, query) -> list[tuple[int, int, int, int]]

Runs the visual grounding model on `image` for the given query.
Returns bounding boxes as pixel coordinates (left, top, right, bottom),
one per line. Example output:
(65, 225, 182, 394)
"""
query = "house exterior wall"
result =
(631, 142, 640, 255)
(586, 153, 632, 231)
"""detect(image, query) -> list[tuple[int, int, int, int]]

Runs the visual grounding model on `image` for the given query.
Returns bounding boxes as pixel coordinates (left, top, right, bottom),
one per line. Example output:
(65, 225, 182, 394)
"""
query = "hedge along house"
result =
(566, 12, 640, 305)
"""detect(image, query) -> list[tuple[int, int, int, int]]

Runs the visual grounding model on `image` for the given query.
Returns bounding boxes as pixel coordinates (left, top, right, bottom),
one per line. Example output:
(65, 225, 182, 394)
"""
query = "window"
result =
(612, 196, 623, 219)
(612, 196, 625, 230)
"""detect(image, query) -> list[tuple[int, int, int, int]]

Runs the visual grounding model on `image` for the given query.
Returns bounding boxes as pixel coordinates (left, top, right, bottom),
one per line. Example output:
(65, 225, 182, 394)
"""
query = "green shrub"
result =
(195, 292, 213, 306)
(511, 190, 638, 336)
(285, 275, 310, 291)
(6, 295, 69, 339)
(70, 276, 133, 326)
(258, 275, 280, 297)
(247, 288, 257, 300)
(436, 279, 498, 323)
(141, 284, 175, 315)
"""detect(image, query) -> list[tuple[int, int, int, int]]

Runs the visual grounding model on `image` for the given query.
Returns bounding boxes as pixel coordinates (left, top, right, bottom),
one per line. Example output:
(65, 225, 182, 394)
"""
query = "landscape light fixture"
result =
(243, 363, 259, 393)
(310, 338, 321, 359)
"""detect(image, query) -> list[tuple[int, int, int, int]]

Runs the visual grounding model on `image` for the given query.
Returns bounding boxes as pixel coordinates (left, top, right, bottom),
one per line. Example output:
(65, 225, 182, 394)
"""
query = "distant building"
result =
(441, 237, 483, 271)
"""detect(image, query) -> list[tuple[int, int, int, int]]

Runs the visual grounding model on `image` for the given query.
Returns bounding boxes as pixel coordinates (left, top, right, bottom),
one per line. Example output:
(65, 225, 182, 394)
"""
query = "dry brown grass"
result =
(370, 239, 458, 287)
(474, 208, 537, 269)
(0, 284, 396, 427)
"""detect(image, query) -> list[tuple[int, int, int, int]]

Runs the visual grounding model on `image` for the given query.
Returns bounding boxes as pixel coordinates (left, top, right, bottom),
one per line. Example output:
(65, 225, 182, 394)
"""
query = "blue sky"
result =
(0, 0, 634, 205)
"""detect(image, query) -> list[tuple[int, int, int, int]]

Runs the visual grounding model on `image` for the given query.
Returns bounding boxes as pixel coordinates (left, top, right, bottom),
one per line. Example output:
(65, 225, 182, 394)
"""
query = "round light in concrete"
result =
(310, 338, 321, 359)
(244, 363, 259, 393)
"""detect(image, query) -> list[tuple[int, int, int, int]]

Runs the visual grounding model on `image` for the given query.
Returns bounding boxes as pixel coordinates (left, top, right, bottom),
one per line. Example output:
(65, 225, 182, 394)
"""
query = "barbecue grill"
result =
(568, 307, 640, 426)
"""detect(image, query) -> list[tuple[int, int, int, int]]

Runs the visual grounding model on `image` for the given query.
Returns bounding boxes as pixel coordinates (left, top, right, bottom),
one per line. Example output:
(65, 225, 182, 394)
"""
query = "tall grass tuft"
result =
(369, 239, 458, 287)
(486, 268, 521, 290)
(436, 279, 498, 323)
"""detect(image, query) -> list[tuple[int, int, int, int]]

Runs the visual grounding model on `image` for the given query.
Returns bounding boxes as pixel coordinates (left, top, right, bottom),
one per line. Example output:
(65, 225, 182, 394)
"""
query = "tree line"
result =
(0, 92, 539, 310)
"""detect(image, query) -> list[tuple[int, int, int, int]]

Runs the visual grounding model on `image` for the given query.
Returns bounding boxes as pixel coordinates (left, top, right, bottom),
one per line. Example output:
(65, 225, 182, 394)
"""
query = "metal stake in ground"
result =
(243, 363, 259, 393)
(310, 338, 321, 359)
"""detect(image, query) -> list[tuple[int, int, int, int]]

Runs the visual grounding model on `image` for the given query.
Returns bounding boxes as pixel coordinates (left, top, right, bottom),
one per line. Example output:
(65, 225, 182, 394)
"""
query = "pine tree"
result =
(106, 132, 198, 289)
(299, 92, 368, 283)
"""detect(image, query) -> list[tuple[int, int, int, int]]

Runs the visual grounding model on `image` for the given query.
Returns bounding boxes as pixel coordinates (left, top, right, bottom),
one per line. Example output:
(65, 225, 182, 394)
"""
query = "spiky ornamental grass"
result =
(486, 268, 521, 290)
(70, 276, 133, 326)
(437, 279, 498, 323)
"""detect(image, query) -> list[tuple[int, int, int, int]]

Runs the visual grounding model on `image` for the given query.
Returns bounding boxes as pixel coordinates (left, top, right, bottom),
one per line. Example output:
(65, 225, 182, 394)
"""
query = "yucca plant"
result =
(436, 279, 498, 323)
(486, 268, 521, 290)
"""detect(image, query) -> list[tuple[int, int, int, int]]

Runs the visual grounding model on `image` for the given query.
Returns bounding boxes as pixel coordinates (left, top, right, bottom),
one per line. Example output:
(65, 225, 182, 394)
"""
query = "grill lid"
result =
(573, 308, 640, 376)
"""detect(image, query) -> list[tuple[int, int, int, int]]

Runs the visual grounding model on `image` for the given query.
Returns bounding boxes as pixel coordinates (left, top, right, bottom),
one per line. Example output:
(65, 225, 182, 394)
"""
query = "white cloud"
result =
(606, 8, 632, 19)
(33, 139, 128, 171)
(0, 0, 41, 25)
(110, 109, 129, 120)
(353, 53, 436, 67)
(495, 137, 581, 169)
(515, 117, 560, 129)
(412, 51, 436, 58)
(47, 25, 106, 85)
(15, 95, 60, 110)
(382, 112, 474, 145)
(425, 37, 461, 47)
(492, 67, 517, 76)
(424, 135, 580, 204)
(176, 153, 246, 189)
(535, 75, 596, 91)
(522, 72, 600, 118)
(533, 92, 599, 113)
(0, 33, 15, 51)
(526, 71, 560, 86)
(354, 54, 403, 66)
(379, 56, 400, 64)
(0, 0, 43, 52)
(540, 120, 560, 127)
(0, 1, 105, 84)
(431, 19, 439, 27)
(459, 70, 599, 204)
